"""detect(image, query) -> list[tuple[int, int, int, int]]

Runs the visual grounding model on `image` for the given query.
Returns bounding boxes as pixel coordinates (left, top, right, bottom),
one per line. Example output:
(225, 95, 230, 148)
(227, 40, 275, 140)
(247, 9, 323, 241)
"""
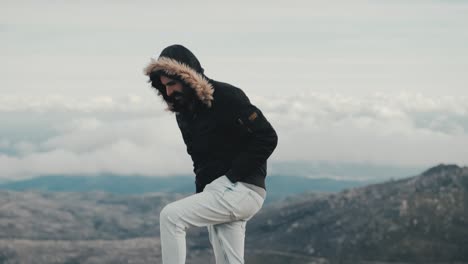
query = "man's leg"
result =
(207, 221, 246, 264)
(160, 190, 232, 264)
(159, 176, 264, 264)
(207, 177, 265, 264)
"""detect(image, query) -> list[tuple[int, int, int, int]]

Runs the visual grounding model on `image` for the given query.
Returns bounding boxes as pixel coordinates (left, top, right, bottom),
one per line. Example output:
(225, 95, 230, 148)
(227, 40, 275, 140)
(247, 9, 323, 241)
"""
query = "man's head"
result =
(144, 44, 214, 112)
(156, 75, 197, 112)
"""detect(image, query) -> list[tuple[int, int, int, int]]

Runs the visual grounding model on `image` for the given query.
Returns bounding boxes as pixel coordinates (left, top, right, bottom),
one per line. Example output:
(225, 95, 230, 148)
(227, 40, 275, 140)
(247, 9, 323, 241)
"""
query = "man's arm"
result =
(176, 114, 200, 179)
(221, 88, 278, 183)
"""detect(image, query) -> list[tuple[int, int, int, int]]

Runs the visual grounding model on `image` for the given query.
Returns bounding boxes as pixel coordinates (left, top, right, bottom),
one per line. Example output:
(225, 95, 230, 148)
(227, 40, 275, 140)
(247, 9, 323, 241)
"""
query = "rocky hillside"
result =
(0, 191, 214, 263)
(0, 164, 467, 264)
(0, 191, 180, 240)
(245, 164, 468, 263)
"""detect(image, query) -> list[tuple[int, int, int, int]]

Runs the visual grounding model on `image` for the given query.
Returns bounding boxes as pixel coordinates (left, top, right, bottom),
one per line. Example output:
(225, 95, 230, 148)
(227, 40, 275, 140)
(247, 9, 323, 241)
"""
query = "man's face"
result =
(159, 75, 194, 112)
(160, 75, 184, 97)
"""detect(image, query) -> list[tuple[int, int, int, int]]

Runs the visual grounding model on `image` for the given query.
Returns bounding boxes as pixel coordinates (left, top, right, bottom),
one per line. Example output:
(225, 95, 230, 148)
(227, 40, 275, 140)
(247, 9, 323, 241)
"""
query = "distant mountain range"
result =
(244, 164, 468, 263)
(0, 164, 466, 264)
(270, 161, 424, 181)
(0, 174, 374, 203)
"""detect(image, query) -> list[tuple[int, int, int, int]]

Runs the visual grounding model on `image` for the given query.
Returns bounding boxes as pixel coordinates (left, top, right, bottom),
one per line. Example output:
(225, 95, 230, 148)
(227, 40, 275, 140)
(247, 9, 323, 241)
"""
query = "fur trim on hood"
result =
(144, 56, 214, 109)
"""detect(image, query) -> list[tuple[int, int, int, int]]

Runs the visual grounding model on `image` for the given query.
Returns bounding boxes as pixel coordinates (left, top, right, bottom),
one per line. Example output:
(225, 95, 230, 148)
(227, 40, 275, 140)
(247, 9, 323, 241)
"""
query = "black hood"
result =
(144, 45, 214, 111)
(158, 45, 205, 74)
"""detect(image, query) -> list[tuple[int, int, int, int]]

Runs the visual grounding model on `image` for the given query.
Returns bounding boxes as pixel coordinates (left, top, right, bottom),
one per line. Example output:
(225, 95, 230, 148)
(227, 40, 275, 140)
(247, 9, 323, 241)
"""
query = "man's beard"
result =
(166, 86, 196, 112)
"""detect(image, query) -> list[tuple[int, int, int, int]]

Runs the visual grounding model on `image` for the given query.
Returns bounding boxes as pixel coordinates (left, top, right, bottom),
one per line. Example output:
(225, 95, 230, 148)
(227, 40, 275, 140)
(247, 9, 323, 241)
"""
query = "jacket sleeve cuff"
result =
(195, 180, 204, 193)
(225, 170, 238, 183)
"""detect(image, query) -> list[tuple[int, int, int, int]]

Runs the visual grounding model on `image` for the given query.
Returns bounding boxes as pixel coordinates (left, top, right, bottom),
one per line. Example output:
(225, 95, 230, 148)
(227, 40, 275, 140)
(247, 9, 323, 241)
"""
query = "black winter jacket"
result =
(144, 45, 278, 192)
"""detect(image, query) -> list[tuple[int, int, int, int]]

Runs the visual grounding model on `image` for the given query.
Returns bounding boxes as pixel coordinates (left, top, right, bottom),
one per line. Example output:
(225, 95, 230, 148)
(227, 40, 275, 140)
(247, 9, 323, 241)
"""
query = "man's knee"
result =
(160, 202, 181, 227)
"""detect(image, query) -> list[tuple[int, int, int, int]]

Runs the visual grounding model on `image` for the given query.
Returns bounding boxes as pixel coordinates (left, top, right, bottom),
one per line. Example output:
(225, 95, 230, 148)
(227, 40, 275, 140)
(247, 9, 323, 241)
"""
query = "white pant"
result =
(159, 176, 265, 264)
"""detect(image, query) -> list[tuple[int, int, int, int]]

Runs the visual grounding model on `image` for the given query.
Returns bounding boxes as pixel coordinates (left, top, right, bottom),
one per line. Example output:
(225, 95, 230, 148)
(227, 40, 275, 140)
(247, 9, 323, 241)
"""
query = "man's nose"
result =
(166, 87, 174, 97)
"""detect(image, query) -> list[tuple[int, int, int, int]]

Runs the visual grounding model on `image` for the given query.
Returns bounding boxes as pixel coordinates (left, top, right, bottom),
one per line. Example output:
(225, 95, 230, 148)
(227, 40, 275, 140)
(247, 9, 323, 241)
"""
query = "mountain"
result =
(0, 174, 372, 203)
(0, 175, 194, 194)
(0, 164, 466, 264)
(0, 190, 211, 263)
(0, 190, 178, 240)
(270, 161, 424, 181)
(244, 164, 468, 263)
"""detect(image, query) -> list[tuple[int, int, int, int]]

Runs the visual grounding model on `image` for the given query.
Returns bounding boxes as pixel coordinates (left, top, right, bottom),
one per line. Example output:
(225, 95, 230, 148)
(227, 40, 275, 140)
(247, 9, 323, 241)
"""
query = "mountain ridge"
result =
(245, 164, 468, 263)
(0, 174, 372, 203)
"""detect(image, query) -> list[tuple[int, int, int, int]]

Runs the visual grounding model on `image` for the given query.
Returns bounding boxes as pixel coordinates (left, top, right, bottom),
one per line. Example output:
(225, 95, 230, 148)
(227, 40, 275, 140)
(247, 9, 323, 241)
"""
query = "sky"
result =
(1, 0, 468, 181)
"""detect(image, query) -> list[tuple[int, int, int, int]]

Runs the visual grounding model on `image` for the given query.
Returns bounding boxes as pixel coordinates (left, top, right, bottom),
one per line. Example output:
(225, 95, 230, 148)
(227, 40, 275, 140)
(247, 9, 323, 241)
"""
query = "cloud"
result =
(0, 92, 467, 180)
(0, 139, 10, 149)
(0, 94, 161, 113)
(260, 92, 468, 166)
(0, 114, 192, 180)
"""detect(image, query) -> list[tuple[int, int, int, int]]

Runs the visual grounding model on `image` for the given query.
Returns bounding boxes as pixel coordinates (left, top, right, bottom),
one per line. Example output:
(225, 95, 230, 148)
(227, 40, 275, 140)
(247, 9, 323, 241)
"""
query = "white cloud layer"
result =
(0, 92, 467, 180)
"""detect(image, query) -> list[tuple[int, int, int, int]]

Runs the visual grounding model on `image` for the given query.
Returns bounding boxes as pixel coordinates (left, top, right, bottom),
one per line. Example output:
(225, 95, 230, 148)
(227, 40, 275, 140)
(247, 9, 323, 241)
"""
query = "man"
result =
(144, 44, 278, 264)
